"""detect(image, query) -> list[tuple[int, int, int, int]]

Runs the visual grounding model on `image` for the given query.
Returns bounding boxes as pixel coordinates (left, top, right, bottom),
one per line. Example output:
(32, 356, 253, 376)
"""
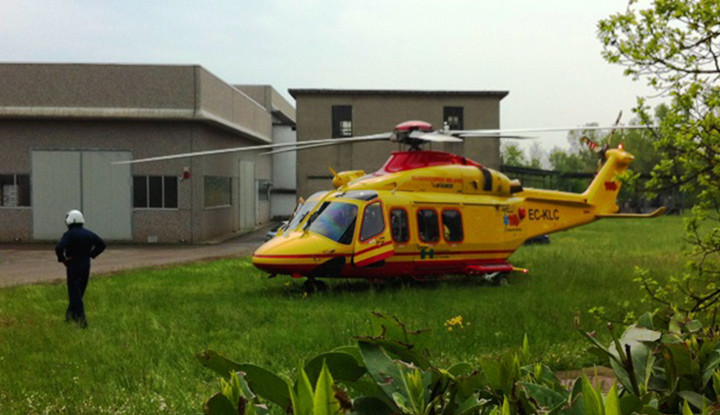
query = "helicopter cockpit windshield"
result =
(284, 191, 328, 234)
(307, 202, 358, 245)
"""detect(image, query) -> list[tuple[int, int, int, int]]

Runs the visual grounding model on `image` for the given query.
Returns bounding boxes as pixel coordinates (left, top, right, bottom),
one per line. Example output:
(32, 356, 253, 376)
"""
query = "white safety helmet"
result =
(65, 209, 85, 226)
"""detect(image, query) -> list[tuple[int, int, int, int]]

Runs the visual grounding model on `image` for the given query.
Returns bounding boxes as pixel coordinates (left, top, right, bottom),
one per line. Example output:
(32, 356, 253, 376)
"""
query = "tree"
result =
(599, 0, 720, 316)
(526, 141, 545, 169)
(547, 148, 586, 172)
(500, 142, 546, 169)
(500, 143, 528, 167)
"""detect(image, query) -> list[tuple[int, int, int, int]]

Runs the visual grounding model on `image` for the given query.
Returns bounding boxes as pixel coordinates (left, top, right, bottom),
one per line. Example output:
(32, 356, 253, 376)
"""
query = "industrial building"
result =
(0, 63, 295, 243)
(0, 64, 508, 244)
(289, 89, 508, 198)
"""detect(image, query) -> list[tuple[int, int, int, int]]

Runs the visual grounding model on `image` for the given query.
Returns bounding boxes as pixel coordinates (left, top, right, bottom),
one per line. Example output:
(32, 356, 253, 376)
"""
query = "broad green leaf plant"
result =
(199, 313, 684, 415)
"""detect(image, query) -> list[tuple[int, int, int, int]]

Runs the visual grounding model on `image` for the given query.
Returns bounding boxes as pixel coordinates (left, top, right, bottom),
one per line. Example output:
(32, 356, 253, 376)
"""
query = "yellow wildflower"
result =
(444, 315, 464, 330)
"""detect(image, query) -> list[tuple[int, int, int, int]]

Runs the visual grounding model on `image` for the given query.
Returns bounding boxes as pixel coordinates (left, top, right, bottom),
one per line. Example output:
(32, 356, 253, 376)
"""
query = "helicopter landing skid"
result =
(302, 278, 328, 293)
(481, 272, 509, 286)
(464, 263, 529, 286)
(464, 264, 514, 275)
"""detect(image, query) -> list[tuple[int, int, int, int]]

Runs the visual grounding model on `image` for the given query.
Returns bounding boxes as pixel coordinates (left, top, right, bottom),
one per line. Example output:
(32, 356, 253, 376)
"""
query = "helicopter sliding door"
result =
(352, 201, 394, 267)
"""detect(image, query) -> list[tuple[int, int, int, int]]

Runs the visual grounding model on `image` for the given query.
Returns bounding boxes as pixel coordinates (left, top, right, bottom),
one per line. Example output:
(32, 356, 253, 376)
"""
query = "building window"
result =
(332, 105, 352, 138)
(442, 209, 463, 242)
(390, 208, 409, 243)
(360, 202, 385, 241)
(0, 174, 30, 207)
(444, 107, 464, 130)
(417, 209, 439, 243)
(204, 176, 232, 208)
(133, 176, 178, 208)
(257, 180, 271, 202)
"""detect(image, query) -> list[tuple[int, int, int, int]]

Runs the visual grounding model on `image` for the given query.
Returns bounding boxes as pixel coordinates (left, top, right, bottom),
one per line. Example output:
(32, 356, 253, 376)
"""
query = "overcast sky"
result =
(1, 0, 654, 151)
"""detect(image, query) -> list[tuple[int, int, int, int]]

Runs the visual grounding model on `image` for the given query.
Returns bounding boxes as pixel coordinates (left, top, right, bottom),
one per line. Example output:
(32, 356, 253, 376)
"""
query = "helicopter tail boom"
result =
(509, 146, 654, 240)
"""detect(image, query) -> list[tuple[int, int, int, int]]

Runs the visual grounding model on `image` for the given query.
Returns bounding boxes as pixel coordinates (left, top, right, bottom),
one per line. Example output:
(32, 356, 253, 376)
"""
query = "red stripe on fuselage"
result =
(354, 240, 394, 256)
(392, 249, 515, 256)
(253, 257, 514, 279)
(254, 248, 514, 260)
(253, 253, 351, 259)
(354, 249, 395, 267)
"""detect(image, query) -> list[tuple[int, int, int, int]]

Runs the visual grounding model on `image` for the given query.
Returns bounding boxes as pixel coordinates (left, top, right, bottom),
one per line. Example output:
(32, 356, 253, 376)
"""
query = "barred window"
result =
(443, 107, 464, 130)
(0, 174, 30, 207)
(332, 105, 352, 138)
(133, 176, 178, 208)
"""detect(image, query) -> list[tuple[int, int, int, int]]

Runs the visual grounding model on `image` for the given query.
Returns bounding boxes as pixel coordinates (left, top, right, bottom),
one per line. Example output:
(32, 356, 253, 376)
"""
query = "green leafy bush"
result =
(584, 311, 720, 414)
(199, 312, 720, 414)
(197, 314, 608, 414)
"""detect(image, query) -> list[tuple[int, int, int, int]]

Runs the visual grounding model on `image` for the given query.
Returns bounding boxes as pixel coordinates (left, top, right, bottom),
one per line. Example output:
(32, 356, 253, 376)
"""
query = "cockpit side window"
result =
(390, 208, 409, 243)
(417, 209, 440, 243)
(360, 202, 385, 241)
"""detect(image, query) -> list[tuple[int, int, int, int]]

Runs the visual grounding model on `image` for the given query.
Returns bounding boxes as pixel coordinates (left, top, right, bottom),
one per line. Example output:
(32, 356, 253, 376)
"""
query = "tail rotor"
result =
(580, 111, 623, 170)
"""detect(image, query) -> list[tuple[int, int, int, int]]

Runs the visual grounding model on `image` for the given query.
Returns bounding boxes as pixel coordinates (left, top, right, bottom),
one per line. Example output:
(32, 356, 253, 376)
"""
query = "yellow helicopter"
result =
(119, 120, 663, 290)
(250, 120, 663, 289)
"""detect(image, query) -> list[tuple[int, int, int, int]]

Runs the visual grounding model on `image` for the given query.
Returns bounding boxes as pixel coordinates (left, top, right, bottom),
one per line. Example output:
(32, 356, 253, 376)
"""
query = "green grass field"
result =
(0, 216, 684, 414)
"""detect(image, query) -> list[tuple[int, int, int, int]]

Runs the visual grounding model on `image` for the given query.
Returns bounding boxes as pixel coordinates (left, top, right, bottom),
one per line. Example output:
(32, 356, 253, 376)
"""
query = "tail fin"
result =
(582, 148, 635, 214)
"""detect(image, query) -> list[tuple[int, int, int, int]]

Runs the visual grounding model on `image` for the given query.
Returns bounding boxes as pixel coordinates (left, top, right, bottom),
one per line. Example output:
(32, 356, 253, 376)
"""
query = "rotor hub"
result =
(393, 120, 434, 132)
(392, 120, 435, 150)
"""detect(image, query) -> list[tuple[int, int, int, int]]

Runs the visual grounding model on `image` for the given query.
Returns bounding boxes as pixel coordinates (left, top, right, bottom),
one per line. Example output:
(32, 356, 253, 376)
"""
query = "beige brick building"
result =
(289, 89, 508, 198)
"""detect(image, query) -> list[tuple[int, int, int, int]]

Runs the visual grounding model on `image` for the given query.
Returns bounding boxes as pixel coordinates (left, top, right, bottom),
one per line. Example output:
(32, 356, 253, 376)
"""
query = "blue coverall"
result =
(55, 224, 106, 327)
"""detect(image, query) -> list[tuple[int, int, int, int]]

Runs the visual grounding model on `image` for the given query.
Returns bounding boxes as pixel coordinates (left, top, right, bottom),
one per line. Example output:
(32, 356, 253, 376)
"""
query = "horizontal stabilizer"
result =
(596, 207, 666, 219)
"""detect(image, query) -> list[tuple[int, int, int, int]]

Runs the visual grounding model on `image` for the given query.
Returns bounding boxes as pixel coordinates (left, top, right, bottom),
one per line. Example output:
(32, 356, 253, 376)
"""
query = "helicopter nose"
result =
(252, 233, 348, 276)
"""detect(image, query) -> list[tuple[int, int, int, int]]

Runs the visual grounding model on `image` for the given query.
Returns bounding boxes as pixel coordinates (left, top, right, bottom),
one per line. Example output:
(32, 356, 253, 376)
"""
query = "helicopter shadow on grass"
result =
(249, 273, 518, 298)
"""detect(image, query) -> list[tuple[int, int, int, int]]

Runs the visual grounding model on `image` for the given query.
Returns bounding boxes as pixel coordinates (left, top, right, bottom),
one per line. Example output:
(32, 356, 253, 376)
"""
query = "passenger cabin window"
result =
(360, 202, 385, 241)
(390, 208, 409, 243)
(417, 209, 440, 243)
(442, 209, 463, 242)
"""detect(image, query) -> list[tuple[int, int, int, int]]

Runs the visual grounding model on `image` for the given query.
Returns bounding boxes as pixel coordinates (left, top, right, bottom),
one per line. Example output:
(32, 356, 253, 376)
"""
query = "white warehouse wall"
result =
(271, 124, 297, 218)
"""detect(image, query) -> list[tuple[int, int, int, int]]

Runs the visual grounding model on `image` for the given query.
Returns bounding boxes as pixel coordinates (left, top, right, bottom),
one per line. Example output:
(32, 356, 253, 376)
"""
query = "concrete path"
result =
(0, 226, 270, 288)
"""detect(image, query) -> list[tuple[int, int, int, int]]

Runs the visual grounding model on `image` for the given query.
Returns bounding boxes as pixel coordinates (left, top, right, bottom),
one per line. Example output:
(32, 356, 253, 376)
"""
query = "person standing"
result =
(55, 210, 106, 328)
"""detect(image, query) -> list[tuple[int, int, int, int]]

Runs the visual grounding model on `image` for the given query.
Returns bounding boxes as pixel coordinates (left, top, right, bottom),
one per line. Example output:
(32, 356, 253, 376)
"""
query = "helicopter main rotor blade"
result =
(457, 133, 538, 139)
(112, 132, 392, 164)
(408, 130, 463, 143)
(452, 124, 657, 136)
(261, 135, 390, 155)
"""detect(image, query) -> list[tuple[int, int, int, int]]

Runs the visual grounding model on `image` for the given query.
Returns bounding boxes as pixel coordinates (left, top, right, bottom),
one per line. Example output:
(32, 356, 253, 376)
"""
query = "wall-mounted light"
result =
(181, 167, 191, 180)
